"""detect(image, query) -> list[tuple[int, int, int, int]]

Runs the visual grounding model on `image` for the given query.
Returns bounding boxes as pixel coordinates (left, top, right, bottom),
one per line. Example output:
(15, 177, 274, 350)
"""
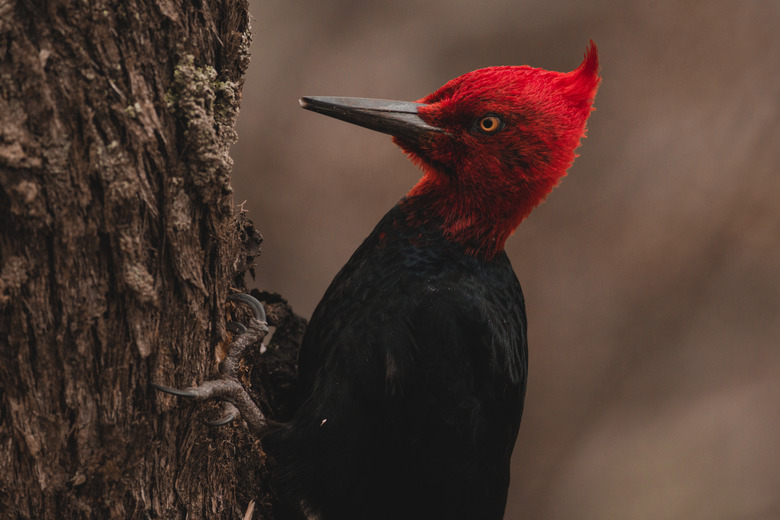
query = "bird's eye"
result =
(476, 115, 504, 134)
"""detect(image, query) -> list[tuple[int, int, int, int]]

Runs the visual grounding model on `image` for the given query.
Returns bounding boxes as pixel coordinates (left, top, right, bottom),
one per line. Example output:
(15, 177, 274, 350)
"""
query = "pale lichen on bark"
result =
(165, 53, 242, 202)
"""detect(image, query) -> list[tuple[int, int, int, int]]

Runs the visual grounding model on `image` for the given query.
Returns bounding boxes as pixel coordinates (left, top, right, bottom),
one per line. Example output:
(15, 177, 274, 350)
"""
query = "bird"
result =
(155, 42, 600, 520)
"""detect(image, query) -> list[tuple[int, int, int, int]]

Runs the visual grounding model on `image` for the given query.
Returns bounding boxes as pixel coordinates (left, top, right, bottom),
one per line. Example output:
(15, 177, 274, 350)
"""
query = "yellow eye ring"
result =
(478, 115, 503, 134)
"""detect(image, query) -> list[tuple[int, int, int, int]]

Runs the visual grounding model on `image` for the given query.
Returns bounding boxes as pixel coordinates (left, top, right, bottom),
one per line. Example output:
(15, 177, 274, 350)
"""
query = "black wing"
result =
(264, 210, 527, 519)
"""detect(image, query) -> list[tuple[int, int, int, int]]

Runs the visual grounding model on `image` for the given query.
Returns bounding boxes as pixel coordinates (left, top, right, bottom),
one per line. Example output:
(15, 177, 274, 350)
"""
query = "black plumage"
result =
(262, 200, 527, 519)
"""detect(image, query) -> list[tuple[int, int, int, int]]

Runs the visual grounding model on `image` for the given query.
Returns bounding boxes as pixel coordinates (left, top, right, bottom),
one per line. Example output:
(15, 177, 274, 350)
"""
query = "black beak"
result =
(299, 96, 445, 141)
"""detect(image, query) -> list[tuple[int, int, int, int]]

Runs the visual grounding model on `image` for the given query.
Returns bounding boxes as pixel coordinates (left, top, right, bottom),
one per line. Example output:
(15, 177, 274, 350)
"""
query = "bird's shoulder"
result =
(299, 203, 527, 392)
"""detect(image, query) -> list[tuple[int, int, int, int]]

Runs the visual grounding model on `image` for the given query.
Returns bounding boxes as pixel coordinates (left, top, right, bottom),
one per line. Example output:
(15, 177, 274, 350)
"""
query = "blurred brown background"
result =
(232, 1, 780, 518)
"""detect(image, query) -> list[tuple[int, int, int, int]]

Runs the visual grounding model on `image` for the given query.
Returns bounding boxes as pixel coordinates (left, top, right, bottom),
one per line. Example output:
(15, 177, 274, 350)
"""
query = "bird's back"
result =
(262, 202, 528, 519)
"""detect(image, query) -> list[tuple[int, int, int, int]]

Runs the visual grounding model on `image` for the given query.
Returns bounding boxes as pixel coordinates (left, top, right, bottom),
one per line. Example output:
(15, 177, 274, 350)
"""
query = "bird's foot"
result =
(152, 293, 270, 433)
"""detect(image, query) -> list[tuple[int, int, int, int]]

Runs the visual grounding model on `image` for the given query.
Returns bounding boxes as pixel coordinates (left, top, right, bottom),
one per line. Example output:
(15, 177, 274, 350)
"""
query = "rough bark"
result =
(0, 1, 298, 518)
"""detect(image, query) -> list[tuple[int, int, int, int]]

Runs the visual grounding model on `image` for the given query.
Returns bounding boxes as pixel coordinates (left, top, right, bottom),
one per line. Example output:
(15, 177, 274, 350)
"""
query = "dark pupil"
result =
(483, 118, 494, 129)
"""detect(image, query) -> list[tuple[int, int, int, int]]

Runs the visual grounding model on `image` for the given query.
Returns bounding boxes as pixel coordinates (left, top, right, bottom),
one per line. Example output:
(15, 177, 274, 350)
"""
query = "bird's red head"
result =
(301, 42, 600, 259)
(401, 42, 600, 258)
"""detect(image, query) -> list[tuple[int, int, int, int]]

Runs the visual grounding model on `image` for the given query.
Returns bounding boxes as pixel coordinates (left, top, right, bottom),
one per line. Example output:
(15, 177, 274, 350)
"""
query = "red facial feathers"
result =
(398, 42, 601, 259)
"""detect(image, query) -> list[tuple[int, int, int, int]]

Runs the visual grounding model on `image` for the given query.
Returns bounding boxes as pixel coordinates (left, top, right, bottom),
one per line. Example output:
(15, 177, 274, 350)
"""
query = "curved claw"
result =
(152, 293, 268, 434)
(152, 379, 266, 432)
(207, 403, 239, 426)
(226, 321, 247, 334)
(227, 293, 267, 322)
(151, 383, 202, 398)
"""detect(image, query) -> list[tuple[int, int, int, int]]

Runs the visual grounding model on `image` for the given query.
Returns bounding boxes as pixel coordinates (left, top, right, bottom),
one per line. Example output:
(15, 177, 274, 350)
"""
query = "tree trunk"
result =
(0, 1, 299, 518)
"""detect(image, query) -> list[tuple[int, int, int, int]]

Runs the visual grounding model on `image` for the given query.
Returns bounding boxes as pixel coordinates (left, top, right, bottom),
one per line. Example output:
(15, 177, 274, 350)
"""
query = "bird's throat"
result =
(401, 176, 529, 260)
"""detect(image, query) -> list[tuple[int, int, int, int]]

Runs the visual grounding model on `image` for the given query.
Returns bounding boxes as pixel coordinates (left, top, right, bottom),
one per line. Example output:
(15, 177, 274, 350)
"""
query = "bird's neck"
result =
(401, 174, 533, 260)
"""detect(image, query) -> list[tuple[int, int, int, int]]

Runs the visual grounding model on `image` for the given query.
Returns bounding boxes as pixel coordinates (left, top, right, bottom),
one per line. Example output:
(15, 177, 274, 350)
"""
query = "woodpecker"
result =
(155, 43, 600, 520)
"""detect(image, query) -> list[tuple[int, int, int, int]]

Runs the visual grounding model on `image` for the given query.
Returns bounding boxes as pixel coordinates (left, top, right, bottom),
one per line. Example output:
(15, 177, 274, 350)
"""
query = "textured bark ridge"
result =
(0, 2, 298, 518)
